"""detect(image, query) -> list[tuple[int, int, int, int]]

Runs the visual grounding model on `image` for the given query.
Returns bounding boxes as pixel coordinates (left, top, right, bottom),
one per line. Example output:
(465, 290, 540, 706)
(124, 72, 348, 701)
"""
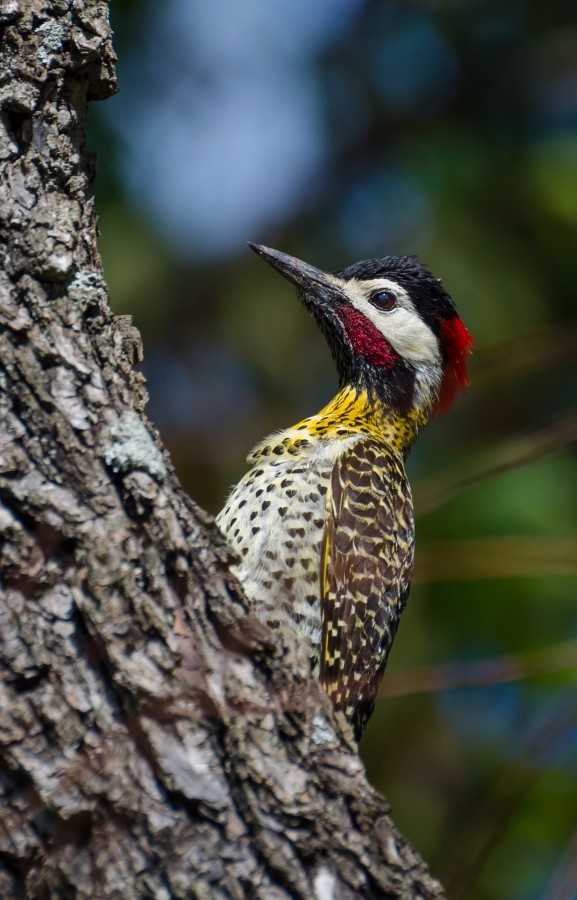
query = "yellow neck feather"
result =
(295, 386, 427, 454)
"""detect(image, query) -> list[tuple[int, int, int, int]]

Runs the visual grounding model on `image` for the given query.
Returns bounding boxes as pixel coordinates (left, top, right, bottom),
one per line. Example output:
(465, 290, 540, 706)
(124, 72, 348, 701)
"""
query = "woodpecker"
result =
(217, 244, 472, 739)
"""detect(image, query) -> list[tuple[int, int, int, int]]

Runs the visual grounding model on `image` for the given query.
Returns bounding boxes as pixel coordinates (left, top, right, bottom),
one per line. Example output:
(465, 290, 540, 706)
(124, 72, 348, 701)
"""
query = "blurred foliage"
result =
(90, 1, 577, 897)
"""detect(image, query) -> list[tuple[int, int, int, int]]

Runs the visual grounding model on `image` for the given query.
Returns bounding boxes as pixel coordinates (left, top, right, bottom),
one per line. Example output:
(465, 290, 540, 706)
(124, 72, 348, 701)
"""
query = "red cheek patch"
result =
(434, 316, 474, 415)
(336, 306, 400, 368)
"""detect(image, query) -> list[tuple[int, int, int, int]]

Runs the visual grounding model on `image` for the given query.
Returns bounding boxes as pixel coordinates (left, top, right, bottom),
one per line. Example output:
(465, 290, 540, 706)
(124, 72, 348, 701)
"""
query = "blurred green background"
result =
(91, 1, 577, 897)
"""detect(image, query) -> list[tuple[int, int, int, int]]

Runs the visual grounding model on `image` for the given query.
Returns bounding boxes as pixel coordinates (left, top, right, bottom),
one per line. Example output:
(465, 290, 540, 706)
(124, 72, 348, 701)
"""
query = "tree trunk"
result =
(0, 3, 445, 897)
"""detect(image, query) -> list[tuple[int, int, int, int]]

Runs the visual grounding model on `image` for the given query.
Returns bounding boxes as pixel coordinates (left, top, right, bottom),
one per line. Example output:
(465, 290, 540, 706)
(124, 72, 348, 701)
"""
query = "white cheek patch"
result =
(331, 276, 442, 367)
(369, 306, 441, 365)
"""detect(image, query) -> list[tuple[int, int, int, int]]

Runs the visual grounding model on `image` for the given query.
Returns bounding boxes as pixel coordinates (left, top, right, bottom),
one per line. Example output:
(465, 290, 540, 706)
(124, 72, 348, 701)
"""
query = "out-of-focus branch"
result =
(473, 321, 577, 384)
(413, 535, 577, 582)
(379, 640, 577, 699)
(543, 828, 577, 900)
(440, 696, 577, 899)
(415, 411, 577, 516)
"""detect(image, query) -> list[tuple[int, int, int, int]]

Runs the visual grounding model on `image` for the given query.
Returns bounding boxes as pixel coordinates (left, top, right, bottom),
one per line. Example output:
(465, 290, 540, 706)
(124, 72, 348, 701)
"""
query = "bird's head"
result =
(249, 243, 473, 418)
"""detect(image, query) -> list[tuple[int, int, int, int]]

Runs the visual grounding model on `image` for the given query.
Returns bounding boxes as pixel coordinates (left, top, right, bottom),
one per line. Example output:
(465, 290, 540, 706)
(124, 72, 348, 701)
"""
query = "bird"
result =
(217, 243, 472, 739)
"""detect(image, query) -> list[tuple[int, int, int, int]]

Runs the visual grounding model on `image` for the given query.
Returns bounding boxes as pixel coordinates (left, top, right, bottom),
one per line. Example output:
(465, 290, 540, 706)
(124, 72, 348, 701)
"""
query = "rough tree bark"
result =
(0, 3, 445, 897)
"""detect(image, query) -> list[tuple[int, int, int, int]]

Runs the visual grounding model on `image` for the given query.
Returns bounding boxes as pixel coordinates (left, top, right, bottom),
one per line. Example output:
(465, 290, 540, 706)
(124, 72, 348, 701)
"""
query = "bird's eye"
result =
(369, 290, 397, 311)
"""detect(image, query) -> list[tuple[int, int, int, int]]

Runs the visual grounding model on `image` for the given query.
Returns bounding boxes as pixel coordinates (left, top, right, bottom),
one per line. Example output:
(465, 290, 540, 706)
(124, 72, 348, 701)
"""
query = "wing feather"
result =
(320, 439, 414, 738)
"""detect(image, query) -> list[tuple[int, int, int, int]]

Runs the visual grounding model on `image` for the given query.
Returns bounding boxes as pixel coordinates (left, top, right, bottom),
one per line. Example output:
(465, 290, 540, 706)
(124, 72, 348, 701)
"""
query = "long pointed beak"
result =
(248, 243, 336, 295)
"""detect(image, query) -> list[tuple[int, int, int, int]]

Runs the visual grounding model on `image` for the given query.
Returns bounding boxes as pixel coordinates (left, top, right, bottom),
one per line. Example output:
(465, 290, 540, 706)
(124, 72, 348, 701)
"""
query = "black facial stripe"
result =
(359, 354, 417, 416)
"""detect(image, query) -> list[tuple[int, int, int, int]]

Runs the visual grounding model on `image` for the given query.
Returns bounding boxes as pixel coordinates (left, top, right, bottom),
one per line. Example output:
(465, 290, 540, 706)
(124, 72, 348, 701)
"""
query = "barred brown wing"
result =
(320, 439, 414, 739)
